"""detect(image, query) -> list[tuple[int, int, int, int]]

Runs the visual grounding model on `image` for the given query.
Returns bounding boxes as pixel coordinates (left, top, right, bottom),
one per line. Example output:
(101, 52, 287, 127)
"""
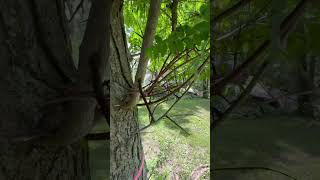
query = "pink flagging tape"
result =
(133, 155, 145, 180)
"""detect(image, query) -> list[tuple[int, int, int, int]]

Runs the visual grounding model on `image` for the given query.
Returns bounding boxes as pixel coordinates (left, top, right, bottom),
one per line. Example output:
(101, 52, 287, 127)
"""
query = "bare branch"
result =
(145, 49, 193, 94)
(212, 60, 269, 129)
(138, 79, 156, 123)
(140, 80, 195, 131)
(139, 56, 208, 106)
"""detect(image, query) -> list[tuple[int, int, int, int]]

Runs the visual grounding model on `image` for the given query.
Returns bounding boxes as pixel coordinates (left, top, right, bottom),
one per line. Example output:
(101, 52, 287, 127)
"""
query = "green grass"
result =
(213, 115, 320, 180)
(138, 97, 210, 179)
(89, 120, 109, 180)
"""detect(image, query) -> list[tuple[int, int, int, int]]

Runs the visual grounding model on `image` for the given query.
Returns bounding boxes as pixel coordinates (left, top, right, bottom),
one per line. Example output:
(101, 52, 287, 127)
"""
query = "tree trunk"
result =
(310, 56, 320, 123)
(297, 55, 315, 116)
(0, 0, 90, 179)
(110, 1, 147, 179)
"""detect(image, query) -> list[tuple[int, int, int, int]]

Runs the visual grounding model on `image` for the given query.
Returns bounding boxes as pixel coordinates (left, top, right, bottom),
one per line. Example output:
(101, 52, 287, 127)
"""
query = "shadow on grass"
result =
(212, 115, 320, 180)
(140, 97, 210, 137)
(139, 97, 210, 179)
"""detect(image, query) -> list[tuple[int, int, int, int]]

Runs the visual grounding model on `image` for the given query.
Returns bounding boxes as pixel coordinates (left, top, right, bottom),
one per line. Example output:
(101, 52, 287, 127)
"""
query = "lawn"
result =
(89, 120, 110, 180)
(138, 97, 210, 179)
(213, 115, 320, 180)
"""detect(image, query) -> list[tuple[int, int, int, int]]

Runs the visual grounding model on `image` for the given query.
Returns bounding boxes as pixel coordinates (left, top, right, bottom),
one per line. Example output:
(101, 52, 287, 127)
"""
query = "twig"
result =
(139, 56, 208, 106)
(138, 79, 156, 123)
(140, 80, 195, 132)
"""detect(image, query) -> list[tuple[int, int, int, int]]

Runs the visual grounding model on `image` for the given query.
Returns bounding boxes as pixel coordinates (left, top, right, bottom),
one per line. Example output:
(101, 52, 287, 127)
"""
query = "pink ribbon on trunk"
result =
(133, 155, 145, 180)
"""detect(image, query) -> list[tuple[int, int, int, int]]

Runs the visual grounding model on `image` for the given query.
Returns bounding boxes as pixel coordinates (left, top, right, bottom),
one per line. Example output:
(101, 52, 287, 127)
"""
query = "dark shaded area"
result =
(213, 115, 320, 180)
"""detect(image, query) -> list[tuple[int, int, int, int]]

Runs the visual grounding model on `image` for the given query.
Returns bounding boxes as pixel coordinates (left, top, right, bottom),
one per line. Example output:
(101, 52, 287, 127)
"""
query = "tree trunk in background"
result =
(203, 79, 209, 99)
(110, 1, 147, 179)
(296, 54, 320, 124)
(297, 55, 314, 116)
(311, 56, 320, 123)
(0, 0, 90, 179)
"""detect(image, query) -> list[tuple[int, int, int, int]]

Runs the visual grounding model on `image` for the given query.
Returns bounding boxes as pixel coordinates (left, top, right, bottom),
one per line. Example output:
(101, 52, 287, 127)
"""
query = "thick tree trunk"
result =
(0, 0, 90, 179)
(110, 1, 147, 179)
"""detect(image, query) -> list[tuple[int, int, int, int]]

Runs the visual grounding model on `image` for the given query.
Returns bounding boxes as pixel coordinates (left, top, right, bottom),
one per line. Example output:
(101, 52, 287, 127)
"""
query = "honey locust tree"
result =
(119, 0, 209, 179)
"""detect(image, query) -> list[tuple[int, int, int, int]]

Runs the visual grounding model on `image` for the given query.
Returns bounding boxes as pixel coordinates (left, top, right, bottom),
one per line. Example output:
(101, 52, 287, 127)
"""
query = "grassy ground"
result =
(89, 120, 109, 180)
(213, 115, 320, 180)
(138, 97, 210, 179)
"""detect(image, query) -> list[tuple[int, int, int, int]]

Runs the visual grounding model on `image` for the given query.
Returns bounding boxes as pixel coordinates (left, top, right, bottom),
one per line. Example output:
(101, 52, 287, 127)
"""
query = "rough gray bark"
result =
(0, 0, 91, 179)
(110, 0, 147, 179)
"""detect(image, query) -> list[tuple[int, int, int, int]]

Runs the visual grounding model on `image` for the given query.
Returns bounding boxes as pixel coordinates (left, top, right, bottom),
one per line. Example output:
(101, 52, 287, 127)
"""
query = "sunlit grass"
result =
(139, 97, 210, 179)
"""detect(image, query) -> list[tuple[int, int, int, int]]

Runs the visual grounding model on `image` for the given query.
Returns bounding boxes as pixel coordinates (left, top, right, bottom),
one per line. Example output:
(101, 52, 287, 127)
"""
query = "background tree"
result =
(211, 0, 318, 128)
(0, 0, 110, 179)
(115, 0, 209, 178)
(0, 0, 209, 179)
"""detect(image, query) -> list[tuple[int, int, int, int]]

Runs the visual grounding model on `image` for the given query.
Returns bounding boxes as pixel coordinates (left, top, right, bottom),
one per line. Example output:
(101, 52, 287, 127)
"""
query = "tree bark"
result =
(110, 1, 147, 179)
(0, 0, 90, 179)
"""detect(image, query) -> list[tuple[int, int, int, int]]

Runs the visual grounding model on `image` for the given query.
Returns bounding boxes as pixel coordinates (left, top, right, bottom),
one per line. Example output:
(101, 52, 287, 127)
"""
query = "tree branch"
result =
(140, 81, 195, 131)
(213, 0, 252, 23)
(214, 0, 310, 94)
(138, 57, 208, 106)
(138, 79, 156, 123)
(171, 0, 179, 32)
(120, 0, 162, 109)
(134, 0, 162, 84)
(212, 60, 269, 129)
(145, 49, 192, 94)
